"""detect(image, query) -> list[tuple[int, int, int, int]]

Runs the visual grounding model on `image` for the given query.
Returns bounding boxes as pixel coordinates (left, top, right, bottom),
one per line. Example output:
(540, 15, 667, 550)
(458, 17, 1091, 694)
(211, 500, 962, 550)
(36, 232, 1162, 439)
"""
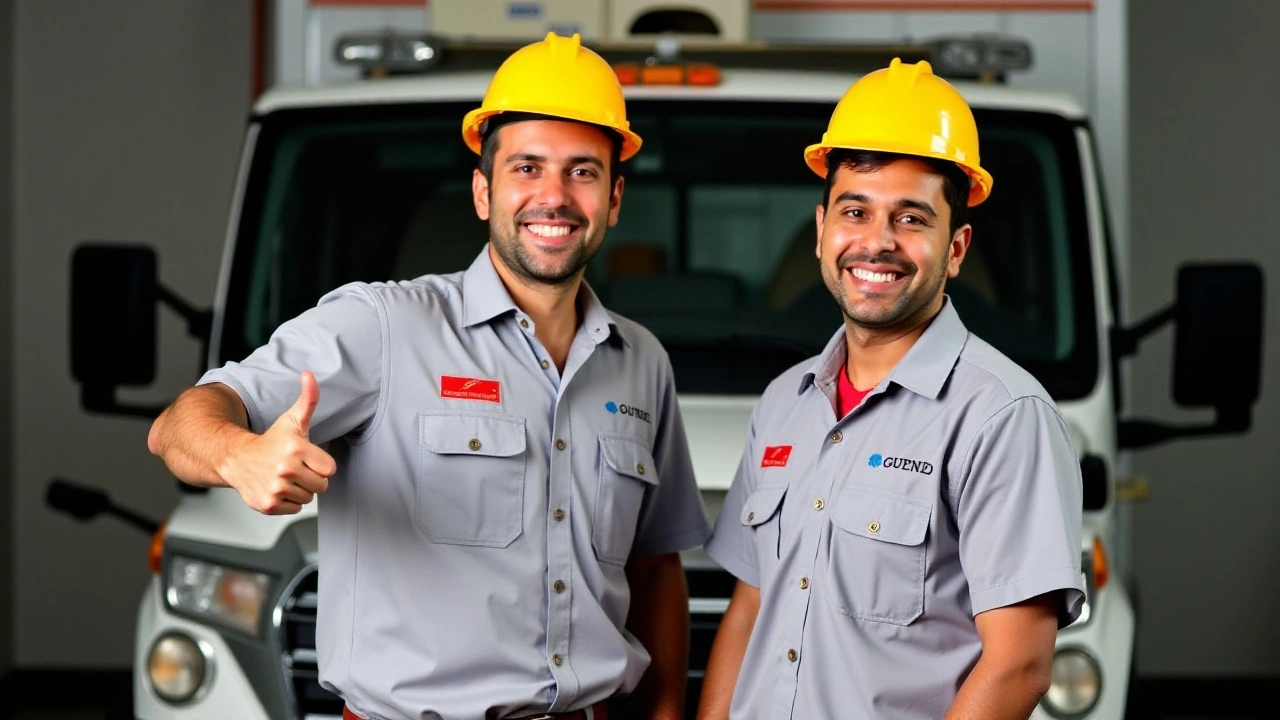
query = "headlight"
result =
(1042, 648, 1102, 717)
(148, 632, 208, 704)
(166, 555, 271, 636)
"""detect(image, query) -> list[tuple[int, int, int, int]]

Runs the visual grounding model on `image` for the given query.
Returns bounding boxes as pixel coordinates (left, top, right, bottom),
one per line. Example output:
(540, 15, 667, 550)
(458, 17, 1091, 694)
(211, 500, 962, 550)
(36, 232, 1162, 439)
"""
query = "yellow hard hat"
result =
(462, 33, 642, 160)
(804, 58, 993, 206)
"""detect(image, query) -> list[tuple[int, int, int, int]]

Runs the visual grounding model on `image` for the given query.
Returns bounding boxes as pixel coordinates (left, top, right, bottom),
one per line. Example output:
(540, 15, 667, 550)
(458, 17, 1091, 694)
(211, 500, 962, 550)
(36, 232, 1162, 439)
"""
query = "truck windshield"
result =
(223, 101, 1096, 399)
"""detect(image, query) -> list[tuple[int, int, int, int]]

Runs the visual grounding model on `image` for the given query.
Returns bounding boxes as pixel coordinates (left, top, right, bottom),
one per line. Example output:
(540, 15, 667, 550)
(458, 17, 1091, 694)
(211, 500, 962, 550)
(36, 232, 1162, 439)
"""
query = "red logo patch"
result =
(761, 445, 794, 468)
(440, 375, 501, 403)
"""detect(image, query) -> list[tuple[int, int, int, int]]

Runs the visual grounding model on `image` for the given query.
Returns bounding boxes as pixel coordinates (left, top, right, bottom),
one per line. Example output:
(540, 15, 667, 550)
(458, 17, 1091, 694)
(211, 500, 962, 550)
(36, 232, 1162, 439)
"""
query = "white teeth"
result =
(851, 267, 898, 283)
(526, 224, 572, 238)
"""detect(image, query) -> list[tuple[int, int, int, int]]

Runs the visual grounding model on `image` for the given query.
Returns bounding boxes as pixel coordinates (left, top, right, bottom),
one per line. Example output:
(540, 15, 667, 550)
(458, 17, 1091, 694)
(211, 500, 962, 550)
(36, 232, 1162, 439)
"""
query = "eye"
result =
(514, 164, 537, 174)
(571, 167, 599, 179)
(841, 207, 866, 219)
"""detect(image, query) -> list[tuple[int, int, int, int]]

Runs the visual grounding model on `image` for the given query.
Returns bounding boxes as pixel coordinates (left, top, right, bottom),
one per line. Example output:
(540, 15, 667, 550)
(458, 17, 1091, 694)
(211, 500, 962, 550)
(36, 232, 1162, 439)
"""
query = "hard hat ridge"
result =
(462, 32, 643, 160)
(804, 57, 993, 206)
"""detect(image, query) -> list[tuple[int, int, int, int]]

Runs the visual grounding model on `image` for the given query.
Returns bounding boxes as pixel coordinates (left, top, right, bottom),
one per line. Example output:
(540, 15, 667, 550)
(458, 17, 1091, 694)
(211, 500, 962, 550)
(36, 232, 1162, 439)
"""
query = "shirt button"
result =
(636, 463, 646, 475)
(540, 359, 550, 369)
(813, 498, 824, 511)
(551, 653, 562, 666)
(468, 438, 482, 451)
(746, 512, 755, 522)
(553, 508, 565, 521)
(553, 580, 566, 593)
(519, 318, 529, 329)
(868, 521, 880, 534)
(787, 649, 798, 662)
(555, 439, 566, 451)
(799, 577, 809, 590)
(830, 431, 843, 444)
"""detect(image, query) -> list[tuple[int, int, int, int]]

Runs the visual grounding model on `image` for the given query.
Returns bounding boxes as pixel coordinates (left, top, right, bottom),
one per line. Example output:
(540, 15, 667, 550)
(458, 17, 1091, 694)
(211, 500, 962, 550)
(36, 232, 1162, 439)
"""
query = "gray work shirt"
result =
(705, 300, 1084, 720)
(200, 247, 710, 720)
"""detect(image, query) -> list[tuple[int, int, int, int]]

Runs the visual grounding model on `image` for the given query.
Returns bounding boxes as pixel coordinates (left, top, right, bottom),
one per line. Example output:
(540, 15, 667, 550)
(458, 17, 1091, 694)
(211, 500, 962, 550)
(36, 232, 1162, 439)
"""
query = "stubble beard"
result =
(489, 208, 601, 288)
(822, 253, 948, 330)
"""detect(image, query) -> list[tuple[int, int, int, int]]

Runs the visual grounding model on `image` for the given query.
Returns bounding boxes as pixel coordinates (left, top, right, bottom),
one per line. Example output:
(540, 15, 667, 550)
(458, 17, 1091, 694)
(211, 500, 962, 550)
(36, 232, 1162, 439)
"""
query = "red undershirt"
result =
(837, 365, 873, 417)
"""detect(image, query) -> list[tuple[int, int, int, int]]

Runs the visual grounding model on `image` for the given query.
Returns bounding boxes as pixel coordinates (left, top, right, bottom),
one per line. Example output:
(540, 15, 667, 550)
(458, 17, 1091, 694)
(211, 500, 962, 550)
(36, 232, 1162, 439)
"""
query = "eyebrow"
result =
(833, 191, 938, 219)
(505, 153, 605, 170)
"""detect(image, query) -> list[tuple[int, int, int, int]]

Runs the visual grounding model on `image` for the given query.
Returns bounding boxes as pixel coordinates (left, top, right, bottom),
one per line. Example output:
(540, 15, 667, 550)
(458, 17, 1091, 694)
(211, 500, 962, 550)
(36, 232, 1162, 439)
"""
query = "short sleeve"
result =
(704, 409, 762, 588)
(954, 396, 1085, 626)
(199, 283, 386, 444)
(629, 359, 711, 557)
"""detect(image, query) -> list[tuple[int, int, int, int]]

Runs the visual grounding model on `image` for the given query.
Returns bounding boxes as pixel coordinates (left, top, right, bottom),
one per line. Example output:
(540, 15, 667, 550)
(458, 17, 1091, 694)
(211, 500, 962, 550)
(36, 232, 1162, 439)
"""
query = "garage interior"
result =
(1, 0, 1279, 719)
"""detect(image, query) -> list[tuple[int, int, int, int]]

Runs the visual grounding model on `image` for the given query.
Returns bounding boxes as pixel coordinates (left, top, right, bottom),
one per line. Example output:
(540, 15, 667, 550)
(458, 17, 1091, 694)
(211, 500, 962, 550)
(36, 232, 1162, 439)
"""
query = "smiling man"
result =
(697, 59, 1085, 720)
(147, 33, 708, 720)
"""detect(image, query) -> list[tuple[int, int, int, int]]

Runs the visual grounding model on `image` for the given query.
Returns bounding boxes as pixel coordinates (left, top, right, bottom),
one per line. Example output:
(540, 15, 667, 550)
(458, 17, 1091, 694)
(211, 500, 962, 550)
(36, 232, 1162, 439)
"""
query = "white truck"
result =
(54, 32, 1264, 720)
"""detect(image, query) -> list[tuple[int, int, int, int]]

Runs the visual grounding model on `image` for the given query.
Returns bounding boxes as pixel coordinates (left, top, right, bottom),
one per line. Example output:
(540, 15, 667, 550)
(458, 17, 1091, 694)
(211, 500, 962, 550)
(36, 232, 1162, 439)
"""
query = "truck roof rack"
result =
(334, 33, 1032, 82)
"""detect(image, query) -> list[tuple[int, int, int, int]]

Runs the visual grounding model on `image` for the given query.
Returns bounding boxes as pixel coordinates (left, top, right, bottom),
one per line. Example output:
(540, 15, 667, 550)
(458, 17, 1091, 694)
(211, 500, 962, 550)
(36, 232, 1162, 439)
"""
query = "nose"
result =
(532, 172, 571, 208)
(853, 214, 897, 255)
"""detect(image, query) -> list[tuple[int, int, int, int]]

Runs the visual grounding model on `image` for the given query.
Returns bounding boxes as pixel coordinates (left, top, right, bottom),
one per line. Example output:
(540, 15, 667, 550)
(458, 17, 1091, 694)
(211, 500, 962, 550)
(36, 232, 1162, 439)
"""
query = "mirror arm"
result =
(1118, 404, 1253, 449)
(156, 282, 213, 342)
(1111, 302, 1176, 358)
(80, 383, 166, 420)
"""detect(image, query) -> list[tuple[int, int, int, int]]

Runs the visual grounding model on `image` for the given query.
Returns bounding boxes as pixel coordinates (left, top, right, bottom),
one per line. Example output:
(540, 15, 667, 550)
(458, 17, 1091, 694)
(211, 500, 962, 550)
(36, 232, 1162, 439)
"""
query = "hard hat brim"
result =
(463, 108, 643, 161)
(804, 142, 993, 206)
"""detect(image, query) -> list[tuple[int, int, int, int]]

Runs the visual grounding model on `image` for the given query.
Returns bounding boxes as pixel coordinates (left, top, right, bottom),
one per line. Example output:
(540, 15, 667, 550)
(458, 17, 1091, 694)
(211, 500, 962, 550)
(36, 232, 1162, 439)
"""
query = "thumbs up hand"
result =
(224, 371, 338, 515)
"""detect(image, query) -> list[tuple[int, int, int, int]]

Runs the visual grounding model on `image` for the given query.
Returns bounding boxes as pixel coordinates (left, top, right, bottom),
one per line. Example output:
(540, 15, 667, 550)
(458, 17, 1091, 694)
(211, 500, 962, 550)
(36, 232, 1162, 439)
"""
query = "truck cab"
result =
(62, 35, 1263, 720)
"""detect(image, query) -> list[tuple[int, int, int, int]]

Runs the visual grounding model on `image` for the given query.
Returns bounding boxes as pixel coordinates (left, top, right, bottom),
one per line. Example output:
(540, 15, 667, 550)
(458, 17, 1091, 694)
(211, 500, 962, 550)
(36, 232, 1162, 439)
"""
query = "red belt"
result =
(343, 701, 609, 720)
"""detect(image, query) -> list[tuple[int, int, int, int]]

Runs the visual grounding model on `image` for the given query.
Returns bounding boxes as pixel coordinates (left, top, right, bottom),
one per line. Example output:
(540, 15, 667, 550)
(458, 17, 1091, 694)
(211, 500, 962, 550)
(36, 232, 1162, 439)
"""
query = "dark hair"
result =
(478, 112, 624, 186)
(822, 149, 970, 234)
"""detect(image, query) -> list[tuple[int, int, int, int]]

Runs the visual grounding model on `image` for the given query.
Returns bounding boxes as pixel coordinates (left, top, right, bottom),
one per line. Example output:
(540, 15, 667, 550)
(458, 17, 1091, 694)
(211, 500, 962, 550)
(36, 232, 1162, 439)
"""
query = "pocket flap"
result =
(421, 413, 526, 457)
(599, 434, 659, 485)
(830, 485, 931, 546)
(741, 485, 787, 526)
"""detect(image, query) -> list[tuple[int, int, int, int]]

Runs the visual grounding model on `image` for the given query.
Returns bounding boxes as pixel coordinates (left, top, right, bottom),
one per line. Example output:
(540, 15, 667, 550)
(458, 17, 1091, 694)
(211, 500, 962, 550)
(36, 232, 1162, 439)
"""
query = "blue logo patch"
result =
(605, 401, 651, 424)
(869, 453, 934, 475)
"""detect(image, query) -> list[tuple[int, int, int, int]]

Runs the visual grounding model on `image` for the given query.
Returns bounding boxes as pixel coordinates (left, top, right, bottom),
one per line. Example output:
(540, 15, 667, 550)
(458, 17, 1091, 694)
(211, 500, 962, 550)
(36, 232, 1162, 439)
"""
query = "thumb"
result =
(287, 371, 321, 435)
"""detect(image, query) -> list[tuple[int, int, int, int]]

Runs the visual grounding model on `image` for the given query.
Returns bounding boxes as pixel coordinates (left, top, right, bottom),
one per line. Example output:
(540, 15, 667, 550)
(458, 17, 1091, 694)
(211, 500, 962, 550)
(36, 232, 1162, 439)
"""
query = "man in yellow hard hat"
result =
(148, 33, 708, 720)
(697, 59, 1084, 720)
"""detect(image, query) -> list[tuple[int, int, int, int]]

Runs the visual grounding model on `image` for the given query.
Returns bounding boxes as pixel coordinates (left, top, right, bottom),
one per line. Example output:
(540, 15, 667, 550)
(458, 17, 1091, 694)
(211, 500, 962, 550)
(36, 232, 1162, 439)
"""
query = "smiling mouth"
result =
(524, 223, 576, 238)
(849, 267, 904, 284)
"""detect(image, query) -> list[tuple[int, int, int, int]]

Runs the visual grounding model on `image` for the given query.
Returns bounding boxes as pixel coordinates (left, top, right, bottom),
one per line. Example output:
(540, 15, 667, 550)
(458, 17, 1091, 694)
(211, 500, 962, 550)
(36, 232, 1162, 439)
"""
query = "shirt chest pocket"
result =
(417, 413, 527, 548)
(826, 485, 932, 625)
(741, 485, 787, 577)
(594, 434, 659, 565)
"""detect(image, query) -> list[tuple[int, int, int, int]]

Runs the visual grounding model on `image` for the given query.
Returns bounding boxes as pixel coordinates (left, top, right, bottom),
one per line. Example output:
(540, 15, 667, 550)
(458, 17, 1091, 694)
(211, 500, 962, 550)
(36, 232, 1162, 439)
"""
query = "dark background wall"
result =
(1128, 0, 1280, 675)
(9, 0, 252, 668)
(0, 0, 15, 686)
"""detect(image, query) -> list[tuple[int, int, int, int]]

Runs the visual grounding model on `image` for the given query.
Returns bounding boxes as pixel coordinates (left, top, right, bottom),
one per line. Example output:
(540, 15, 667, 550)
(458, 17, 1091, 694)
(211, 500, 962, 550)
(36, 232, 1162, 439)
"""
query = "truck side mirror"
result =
(1116, 261, 1265, 448)
(1172, 264, 1263, 418)
(68, 242, 212, 418)
(71, 244, 159, 390)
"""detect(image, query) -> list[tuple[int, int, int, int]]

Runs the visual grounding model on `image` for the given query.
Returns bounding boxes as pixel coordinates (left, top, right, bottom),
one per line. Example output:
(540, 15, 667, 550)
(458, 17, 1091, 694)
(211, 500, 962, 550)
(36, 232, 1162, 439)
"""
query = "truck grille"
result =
(276, 563, 734, 720)
(279, 567, 345, 719)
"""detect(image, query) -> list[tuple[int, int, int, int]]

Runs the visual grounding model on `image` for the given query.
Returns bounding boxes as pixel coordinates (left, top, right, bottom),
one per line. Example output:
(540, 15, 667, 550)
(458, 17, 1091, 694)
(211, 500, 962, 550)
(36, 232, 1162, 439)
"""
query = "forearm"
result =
(696, 580, 759, 720)
(944, 595, 1058, 720)
(944, 652, 1051, 720)
(626, 553, 690, 720)
(148, 383, 253, 488)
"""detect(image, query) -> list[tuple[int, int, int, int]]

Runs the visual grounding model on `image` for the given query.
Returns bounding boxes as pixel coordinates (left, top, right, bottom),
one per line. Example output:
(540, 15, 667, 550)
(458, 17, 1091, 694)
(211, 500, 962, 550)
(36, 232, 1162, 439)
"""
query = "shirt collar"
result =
(799, 298, 969, 400)
(460, 245, 626, 347)
(461, 246, 518, 328)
